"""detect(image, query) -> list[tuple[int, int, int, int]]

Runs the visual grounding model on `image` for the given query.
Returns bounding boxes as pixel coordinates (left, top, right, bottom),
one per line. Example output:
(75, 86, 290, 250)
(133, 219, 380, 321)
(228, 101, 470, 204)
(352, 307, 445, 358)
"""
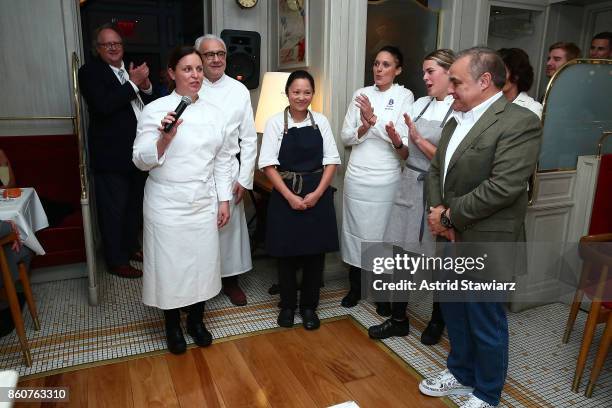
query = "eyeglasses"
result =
(202, 51, 227, 60)
(98, 42, 123, 50)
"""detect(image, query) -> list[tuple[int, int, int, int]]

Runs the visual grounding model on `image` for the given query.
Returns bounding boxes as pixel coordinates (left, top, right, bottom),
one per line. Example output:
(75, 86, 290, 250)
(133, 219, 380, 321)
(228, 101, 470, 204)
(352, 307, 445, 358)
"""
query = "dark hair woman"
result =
(339, 45, 415, 311)
(498, 48, 542, 119)
(258, 70, 341, 330)
(132, 46, 232, 354)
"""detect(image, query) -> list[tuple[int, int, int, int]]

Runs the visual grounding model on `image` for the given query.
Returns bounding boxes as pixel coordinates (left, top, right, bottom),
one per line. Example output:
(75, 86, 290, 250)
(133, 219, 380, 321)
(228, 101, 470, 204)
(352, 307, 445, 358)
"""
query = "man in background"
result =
(589, 32, 612, 59)
(545, 41, 581, 78)
(196, 34, 257, 306)
(79, 24, 156, 278)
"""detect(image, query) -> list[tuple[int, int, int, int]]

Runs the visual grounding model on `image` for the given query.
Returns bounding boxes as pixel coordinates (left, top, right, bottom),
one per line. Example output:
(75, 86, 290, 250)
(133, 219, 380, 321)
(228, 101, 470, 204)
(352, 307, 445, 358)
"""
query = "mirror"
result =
(539, 60, 612, 171)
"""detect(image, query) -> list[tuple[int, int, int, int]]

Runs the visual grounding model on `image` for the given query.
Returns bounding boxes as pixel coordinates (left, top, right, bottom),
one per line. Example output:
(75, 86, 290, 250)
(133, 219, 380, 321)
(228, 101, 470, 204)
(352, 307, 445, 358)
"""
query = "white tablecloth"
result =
(0, 188, 49, 255)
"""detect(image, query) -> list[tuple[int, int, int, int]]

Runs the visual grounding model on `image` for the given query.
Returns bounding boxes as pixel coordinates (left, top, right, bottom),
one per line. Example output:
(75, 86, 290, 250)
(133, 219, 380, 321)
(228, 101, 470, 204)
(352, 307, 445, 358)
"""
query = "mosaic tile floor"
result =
(0, 256, 610, 407)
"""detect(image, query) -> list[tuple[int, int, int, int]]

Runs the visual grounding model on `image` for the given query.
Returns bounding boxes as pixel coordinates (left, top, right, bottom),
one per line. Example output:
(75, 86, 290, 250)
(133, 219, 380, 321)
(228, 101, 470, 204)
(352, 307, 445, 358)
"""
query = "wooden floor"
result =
(17, 318, 450, 408)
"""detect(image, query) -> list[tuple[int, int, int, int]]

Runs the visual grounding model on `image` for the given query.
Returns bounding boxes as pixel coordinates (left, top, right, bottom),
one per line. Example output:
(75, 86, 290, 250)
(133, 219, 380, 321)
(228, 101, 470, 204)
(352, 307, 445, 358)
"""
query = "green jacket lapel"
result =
(446, 96, 508, 175)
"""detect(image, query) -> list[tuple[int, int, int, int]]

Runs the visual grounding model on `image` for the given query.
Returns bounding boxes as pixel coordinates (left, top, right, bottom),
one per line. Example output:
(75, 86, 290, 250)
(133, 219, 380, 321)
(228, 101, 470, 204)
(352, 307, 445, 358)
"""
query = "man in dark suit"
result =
(78, 24, 155, 278)
(419, 47, 542, 408)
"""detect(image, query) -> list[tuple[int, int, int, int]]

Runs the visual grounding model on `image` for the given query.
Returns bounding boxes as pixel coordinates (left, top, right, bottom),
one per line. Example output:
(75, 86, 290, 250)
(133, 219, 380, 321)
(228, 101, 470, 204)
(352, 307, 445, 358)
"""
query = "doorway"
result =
(79, 0, 204, 95)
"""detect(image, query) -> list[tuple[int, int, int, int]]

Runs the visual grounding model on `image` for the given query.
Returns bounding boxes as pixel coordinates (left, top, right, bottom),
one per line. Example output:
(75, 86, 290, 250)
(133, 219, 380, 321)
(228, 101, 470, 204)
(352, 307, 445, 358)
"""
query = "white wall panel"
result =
(0, 0, 80, 136)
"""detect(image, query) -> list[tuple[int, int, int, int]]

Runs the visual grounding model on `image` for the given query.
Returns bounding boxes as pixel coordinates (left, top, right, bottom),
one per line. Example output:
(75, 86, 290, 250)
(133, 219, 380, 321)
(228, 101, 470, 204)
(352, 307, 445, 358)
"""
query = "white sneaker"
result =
(419, 369, 474, 397)
(460, 394, 496, 408)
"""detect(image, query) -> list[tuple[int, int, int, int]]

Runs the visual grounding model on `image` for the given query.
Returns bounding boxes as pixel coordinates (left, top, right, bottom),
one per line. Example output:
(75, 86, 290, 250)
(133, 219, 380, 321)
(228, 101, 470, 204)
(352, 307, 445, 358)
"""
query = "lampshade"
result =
(254, 72, 291, 133)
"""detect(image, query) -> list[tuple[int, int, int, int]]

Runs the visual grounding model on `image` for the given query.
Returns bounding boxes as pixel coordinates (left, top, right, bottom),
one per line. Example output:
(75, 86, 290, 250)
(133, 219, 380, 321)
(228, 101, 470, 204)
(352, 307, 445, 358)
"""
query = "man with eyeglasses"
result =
(78, 23, 156, 278)
(195, 34, 257, 306)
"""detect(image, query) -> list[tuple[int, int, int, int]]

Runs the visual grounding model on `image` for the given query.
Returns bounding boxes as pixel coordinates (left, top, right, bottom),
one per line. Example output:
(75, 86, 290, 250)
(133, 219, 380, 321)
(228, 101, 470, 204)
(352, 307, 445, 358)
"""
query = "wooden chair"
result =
(0, 231, 40, 367)
(563, 233, 612, 397)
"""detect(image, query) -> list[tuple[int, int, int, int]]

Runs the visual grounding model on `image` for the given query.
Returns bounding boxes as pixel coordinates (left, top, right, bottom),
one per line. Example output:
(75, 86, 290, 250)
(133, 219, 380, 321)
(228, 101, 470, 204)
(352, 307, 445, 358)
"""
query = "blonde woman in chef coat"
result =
(340, 45, 414, 314)
(133, 46, 233, 354)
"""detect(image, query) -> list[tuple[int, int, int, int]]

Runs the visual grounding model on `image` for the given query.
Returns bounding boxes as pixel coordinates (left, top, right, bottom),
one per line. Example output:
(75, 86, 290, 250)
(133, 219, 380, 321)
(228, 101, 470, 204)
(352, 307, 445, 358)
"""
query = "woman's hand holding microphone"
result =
(156, 112, 182, 158)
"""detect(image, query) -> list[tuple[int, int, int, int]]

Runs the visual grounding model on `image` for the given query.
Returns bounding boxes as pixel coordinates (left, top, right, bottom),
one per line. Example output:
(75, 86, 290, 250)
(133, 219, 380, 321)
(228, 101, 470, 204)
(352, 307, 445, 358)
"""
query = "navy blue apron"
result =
(265, 109, 339, 257)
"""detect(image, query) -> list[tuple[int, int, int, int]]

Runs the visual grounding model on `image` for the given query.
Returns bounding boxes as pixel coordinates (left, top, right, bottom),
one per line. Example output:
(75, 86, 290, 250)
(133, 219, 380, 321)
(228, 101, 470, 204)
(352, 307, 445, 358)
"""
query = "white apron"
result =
(218, 158, 253, 277)
(143, 178, 221, 309)
(199, 75, 256, 277)
(134, 92, 233, 310)
(341, 85, 413, 268)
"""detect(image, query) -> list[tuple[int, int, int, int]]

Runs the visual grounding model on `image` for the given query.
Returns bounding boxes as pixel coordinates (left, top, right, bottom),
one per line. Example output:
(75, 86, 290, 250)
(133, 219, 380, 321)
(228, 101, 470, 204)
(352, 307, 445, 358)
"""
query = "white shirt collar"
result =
(374, 83, 397, 93)
(109, 61, 126, 74)
(287, 109, 312, 124)
(170, 90, 201, 105)
(203, 73, 227, 87)
(452, 91, 503, 126)
(513, 91, 529, 104)
(433, 94, 455, 106)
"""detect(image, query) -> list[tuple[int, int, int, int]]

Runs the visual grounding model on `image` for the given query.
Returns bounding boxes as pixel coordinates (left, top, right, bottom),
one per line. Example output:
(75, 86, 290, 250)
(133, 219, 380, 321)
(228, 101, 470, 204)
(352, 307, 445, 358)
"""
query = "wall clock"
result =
(236, 0, 257, 9)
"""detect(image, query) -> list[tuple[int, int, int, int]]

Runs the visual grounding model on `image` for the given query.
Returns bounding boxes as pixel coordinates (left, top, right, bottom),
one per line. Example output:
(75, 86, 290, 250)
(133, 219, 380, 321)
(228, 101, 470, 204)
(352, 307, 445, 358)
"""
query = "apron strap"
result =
(405, 163, 429, 243)
(414, 97, 454, 128)
(278, 168, 323, 195)
(414, 97, 434, 122)
(440, 105, 454, 128)
(283, 106, 318, 135)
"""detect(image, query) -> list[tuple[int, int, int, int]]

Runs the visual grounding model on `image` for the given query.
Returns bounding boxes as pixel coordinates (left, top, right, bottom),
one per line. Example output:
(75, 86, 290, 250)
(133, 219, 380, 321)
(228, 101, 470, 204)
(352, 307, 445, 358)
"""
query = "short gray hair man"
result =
(194, 34, 226, 52)
(456, 46, 507, 89)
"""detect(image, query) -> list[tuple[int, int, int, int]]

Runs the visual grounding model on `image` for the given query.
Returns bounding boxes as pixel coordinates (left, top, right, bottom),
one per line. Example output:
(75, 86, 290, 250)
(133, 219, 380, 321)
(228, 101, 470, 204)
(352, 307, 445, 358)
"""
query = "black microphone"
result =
(163, 96, 192, 133)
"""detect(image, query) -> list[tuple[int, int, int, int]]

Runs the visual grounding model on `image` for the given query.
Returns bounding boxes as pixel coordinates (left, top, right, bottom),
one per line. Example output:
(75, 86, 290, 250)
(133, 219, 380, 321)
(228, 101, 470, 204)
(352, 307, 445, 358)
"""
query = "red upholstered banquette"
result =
(1, 134, 86, 268)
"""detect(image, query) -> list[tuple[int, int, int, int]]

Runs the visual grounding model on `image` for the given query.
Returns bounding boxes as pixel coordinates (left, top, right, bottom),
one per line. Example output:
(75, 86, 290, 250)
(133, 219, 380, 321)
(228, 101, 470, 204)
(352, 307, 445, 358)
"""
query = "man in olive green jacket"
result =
(418, 47, 542, 408)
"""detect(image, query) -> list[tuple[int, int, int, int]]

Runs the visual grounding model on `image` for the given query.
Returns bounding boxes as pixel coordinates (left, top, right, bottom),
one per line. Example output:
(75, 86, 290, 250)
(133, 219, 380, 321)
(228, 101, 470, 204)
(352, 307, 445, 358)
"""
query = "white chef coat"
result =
(199, 74, 257, 276)
(340, 84, 414, 268)
(513, 91, 543, 120)
(133, 91, 233, 309)
(258, 110, 341, 169)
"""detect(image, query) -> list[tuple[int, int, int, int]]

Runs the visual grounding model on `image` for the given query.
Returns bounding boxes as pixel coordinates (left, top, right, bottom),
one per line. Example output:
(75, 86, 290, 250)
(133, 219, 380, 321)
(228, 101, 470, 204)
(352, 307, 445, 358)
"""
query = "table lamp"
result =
(254, 72, 291, 133)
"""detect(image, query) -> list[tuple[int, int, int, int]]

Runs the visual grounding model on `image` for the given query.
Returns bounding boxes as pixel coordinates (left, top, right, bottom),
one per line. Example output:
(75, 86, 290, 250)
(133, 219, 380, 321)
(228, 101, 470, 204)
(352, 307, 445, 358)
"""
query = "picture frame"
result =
(278, 0, 308, 69)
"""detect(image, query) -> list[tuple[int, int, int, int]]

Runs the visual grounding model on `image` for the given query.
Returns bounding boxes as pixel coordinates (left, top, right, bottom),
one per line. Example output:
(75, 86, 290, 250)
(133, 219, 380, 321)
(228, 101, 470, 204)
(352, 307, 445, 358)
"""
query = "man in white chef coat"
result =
(196, 34, 257, 306)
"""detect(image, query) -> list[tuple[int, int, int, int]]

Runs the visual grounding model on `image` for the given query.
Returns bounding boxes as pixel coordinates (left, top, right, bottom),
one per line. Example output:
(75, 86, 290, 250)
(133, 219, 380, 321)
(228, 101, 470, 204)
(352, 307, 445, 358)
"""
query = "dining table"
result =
(0, 188, 48, 255)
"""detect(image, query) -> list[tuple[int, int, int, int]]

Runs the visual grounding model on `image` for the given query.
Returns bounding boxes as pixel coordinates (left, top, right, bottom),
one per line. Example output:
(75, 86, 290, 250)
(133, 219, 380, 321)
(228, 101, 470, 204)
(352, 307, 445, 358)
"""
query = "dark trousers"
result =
(388, 301, 443, 322)
(163, 301, 205, 328)
(348, 265, 361, 294)
(440, 301, 508, 406)
(94, 171, 146, 267)
(278, 254, 324, 310)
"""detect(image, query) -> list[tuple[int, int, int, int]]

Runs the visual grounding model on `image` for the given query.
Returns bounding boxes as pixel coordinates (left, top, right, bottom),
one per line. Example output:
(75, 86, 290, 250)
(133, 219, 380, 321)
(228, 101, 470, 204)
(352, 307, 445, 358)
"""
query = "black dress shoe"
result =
(341, 291, 360, 308)
(300, 309, 320, 330)
(376, 302, 392, 317)
(187, 321, 213, 347)
(368, 318, 410, 339)
(165, 326, 187, 354)
(420, 321, 445, 345)
(277, 308, 295, 328)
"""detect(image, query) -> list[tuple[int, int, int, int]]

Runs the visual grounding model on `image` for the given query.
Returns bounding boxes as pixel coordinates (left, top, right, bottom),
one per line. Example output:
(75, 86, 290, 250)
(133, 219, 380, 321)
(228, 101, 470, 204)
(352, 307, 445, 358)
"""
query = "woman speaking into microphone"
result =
(132, 46, 232, 354)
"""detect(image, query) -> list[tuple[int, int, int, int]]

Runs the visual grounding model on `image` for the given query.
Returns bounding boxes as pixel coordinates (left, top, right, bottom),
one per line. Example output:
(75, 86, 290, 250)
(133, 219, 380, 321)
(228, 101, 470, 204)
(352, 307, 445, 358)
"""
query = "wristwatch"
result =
(393, 141, 404, 149)
(440, 208, 454, 229)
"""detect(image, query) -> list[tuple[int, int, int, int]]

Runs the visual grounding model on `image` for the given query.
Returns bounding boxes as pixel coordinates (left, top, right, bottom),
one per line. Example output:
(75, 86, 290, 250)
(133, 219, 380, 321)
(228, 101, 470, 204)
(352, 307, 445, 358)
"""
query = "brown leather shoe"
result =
(110, 264, 142, 279)
(223, 280, 247, 306)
